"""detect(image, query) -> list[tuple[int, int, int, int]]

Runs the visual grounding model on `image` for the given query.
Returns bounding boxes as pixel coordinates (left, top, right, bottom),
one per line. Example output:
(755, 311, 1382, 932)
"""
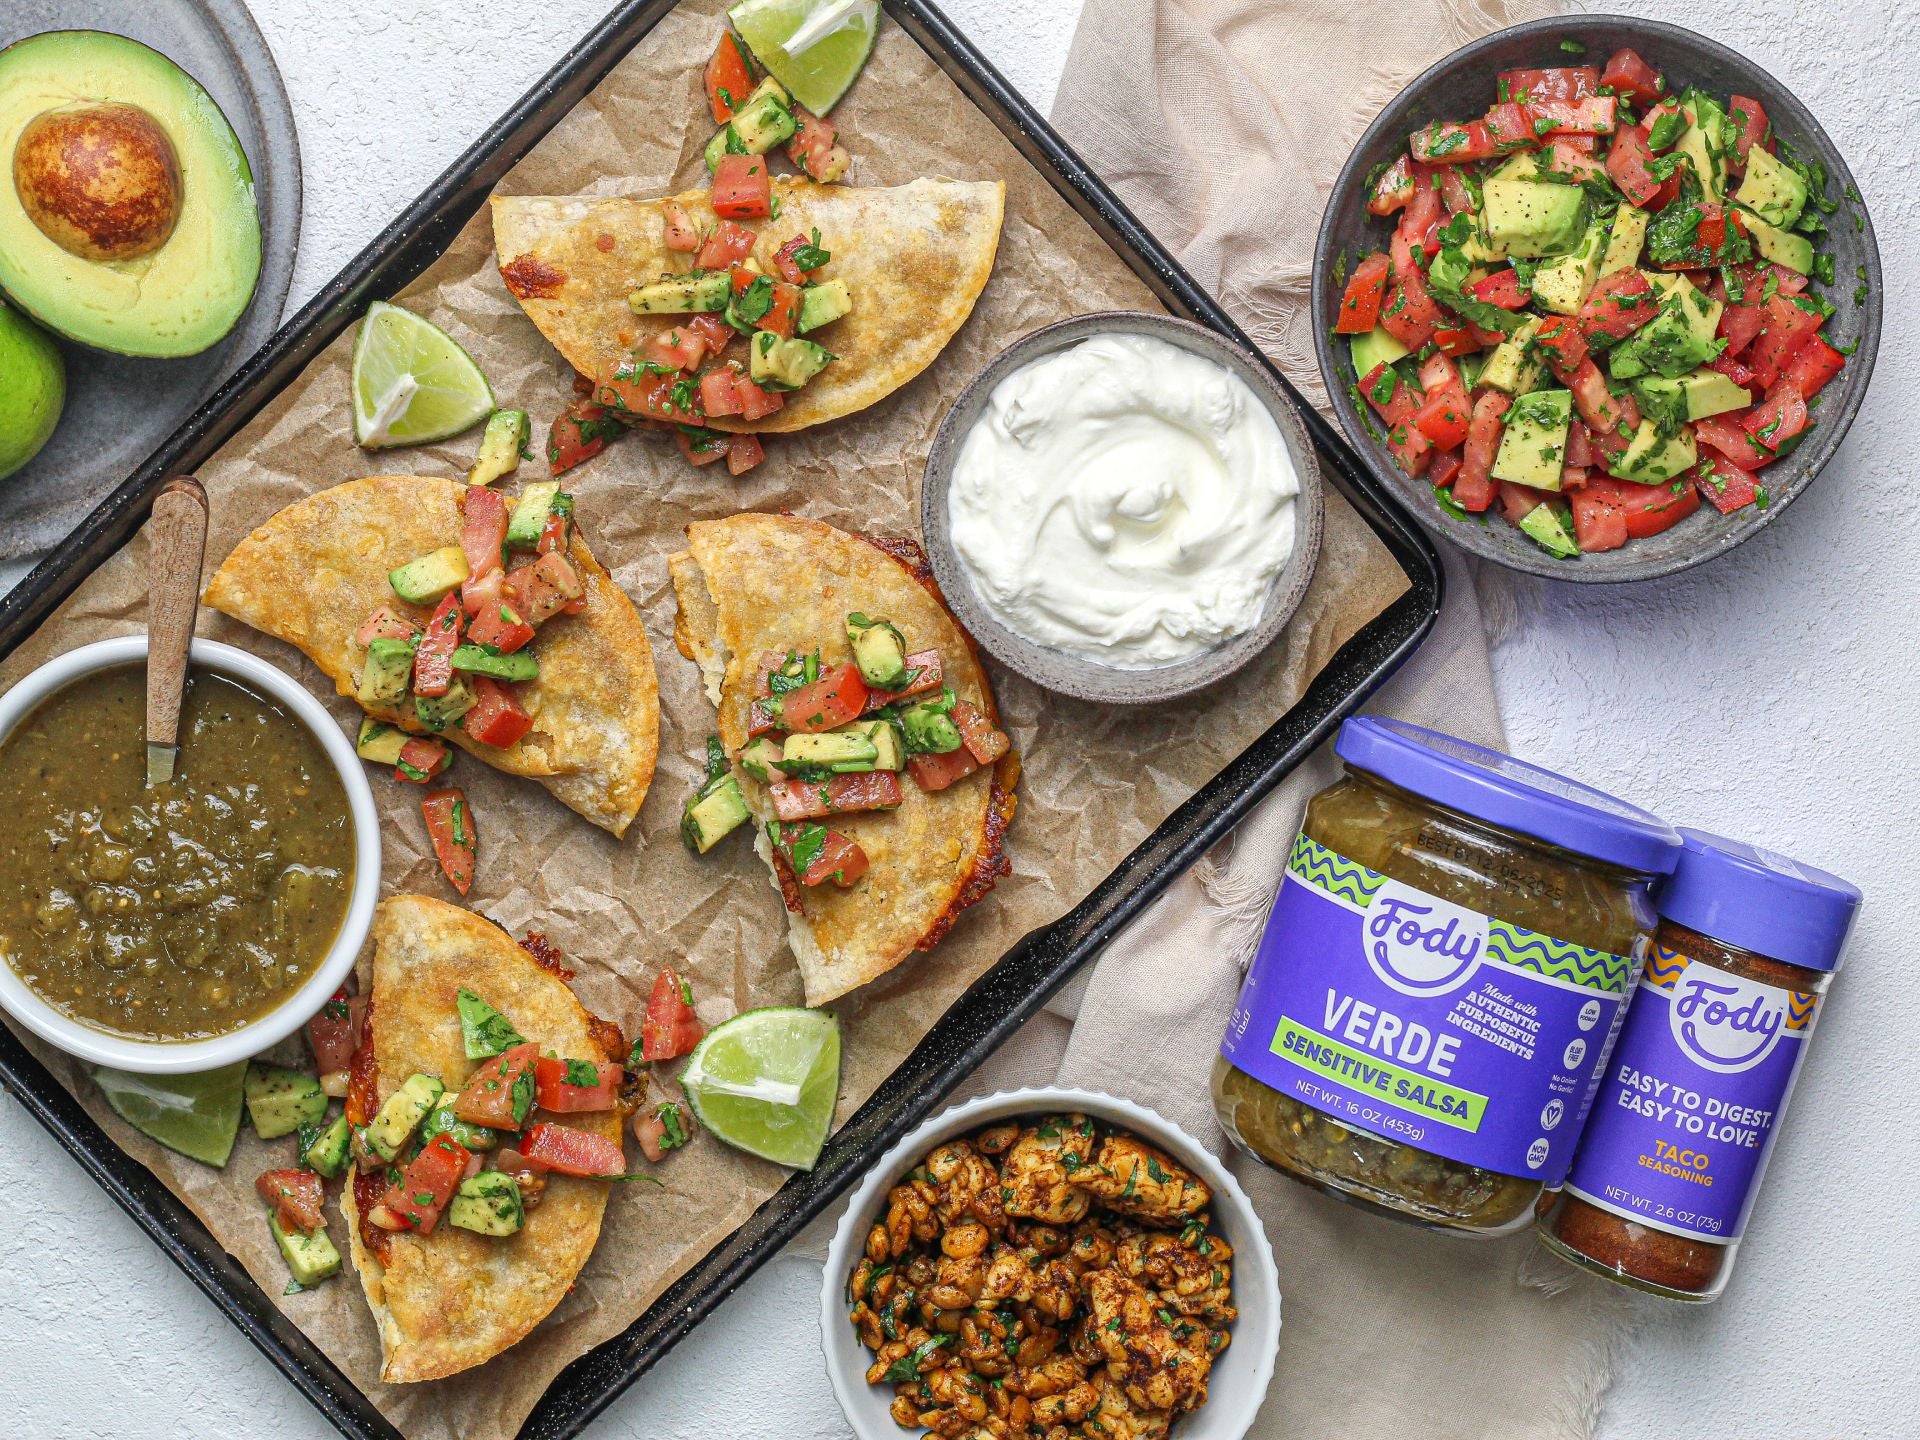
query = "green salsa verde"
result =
(0, 663, 353, 1041)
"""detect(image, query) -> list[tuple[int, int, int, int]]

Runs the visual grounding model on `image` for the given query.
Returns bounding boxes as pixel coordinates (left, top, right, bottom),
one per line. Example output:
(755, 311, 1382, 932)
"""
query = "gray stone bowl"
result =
(1312, 15, 1882, 582)
(921, 312, 1323, 705)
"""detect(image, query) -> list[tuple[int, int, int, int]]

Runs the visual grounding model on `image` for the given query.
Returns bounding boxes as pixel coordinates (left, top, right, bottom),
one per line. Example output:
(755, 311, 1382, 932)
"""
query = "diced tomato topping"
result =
(1728, 96, 1771, 169)
(394, 736, 453, 784)
(1413, 392, 1470, 451)
(951, 699, 1010, 766)
(735, 374, 785, 422)
(306, 990, 358, 1077)
(1691, 454, 1760, 514)
(1544, 138, 1605, 184)
(1694, 415, 1770, 470)
(862, 650, 943, 711)
(1581, 473, 1701, 540)
(690, 366, 741, 421)
(1565, 419, 1595, 469)
(355, 605, 420, 647)
(459, 487, 508, 590)
(1523, 95, 1617, 136)
(675, 428, 730, 468)
(539, 508, 572, 558)
(521, 1122, 626, 1178)
(758, 281, 803, 338)
(1533, 317, 1589, 372)
(454, 1042, 539, 1129)
(1481, 101, 1533, 151)
(1410, 119, 1498, 165)
(548, 399, 611, 475)
(773, 233, 825, 284)
(779, 826, 869, 889)
(663, 199, 701, 253)
(1497, 481, 1548, 526)
(1781, 336, 1845, 399)
(779, 663, 870, 733)
(640, 968, 704, 1062)
(1747, 296, 1824, 390)
(1569, 488, 1628, 553)
(1455, 391, 1511, 512)
(256, 1169, 326, 1235)
(712, 153, 773, 220)
(1429, 450, 1463, 491)
(695, 219, 757, 271)
(1358, 361, 1433, 478)
(1469, 270, 1530, 310)
(725, 434, 765, 476)
(1435, 165, 1476, 215)
(1366, 154, 1415, 215)
(1578, 269, 1659, 342)
(770, 769, 903, 822)
(461, 676, 532, 749)
(1432, 326, 1480, 357)
(907, 747, 981, 793)
(1498, 66, 1598, 103)
(1334, 253, 1392, 335)
(411, 593, 464, 699)
(467, 598, 535, 655)
(533, 1057, 623, 1113)
(505, 551, 586, 626)
(1378, 266, 1445, 352)
(786, 104, 848, 183)
(1605, 124, 1663, 207)
(1706, 352, 1756, 389)
(381, 1134, 471, 1235)
(599, 363, 705, 426)
(645, 326, 710, 372)
(1600, 49, 1664, 105)
(1399, 175, 1445, 255)
(1567, 358, 1636, 443)
(460, 567, 505, 627)
(421, 786, 477, 895)
(704, 30, 754, 124)
(1742, 381, 1810, 453)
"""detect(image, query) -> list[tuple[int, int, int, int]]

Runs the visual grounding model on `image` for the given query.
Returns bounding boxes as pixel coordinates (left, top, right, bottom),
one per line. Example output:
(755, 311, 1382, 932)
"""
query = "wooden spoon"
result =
(145, 476, 209, 786)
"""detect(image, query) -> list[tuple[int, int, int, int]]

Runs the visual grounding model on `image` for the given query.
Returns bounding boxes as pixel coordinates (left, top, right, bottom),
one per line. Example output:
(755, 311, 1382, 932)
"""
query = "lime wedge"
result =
(92, 1062, 248, 1167)
(729, 0, 879, 115)
(680, 1006, 841, 1170)
(351, 300, 494, 449)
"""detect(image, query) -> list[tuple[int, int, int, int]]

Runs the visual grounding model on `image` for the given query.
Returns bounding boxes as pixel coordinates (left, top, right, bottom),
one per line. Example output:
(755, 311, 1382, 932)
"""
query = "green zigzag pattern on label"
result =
(1287, 833, 1384, 906)
(1487, 919, 1632, 994)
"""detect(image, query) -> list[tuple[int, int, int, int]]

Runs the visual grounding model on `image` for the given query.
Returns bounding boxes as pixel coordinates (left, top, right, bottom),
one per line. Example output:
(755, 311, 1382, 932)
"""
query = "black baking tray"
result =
(0, 1, 1443, 1436)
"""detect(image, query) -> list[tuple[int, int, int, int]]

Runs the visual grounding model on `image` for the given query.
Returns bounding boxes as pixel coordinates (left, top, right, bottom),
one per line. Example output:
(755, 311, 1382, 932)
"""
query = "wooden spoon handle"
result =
(146, 476, 209, 750)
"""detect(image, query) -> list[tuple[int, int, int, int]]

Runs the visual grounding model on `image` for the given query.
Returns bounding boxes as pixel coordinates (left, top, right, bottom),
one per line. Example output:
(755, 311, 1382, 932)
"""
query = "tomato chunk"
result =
(1578, 269, 1659, 341)
(704, 32, 754, 123)
(505, 551, 586, 626)
(758, 281, 803, 338)
(1600, 49, 1664, 105)
(645, 326, 710, 372)
(1569, 489, 1629, 553)
(951, 699, 1010, 766)
(1498, 66, 1598, 103)
(1334, 253, 1391, 335)
(1583, 474, 1701, 539)
(773, 233, 825, 284)
(640, 968, 704, 1062)
(1606, 124, 1663, 207)
(421, 786, 477, 895)
(1691, 454, 1760, 514)
(1781, 336, 1845, 399)
(455, 1042, 539, 1130)
(712, 153, 773, 220)
(769, 770, 903, 822)
(725, 433, 765, 477)
(906, 747, 980, 793)
(1413, 391, 1471, 450)
(695, 219, 757, 271)
(1728, 96, 1771, 169)
(786, 104, 849, 183)
(1455, 391, 1511, 512)
(307, 989, 358, 1075)
(381, 1134, 471, 1235)
(466, 597, 535, 655)
(547, 399, 611, 475)
(355, 605, 420, 647)
(256, 1168, 326, 1235)
(458, 486, 508, 585)
(461, 676, 532, 749)
(534, 1057, 624, 1113)
(1747, 296, 1824, 390)
(1742, 382, 1809, 453)
(1366, 154, 1415, 215)
(411, 593, 464, 699)
(1409, 119, 1498, 164)
(521, 1122, 626, 1178)
(1533, 317, 1589, 372)
(779, 663, 870, 733)
(735, 373, 785, 422)
(862, 650, 943, 711)
(394, 737, 453, 784)
(662, 199, 700, 253)
(1469, 270, 1531, 310)
(1358, 361, 1433, 478)
(1523, 95, 1617, 136)
(699, 365, 745, 418)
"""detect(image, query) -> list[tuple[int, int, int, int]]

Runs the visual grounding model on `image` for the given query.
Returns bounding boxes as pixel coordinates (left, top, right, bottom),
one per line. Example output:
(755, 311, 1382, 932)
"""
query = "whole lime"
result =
(0, 297, 64, 479)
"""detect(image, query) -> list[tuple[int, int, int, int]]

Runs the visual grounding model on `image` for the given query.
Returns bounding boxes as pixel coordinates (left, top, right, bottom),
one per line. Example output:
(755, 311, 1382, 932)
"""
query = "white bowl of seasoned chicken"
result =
(821, 1088, 1281, 1440)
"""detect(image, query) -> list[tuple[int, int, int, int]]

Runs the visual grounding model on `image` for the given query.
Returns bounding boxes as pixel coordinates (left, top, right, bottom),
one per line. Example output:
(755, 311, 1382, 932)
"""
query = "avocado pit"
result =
(13, 100, 181, 262)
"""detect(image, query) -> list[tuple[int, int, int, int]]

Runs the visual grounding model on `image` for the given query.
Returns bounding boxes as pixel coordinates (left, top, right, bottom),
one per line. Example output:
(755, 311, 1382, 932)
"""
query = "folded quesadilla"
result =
(205, 475, 658, 836)
(491, 176, 1005, 434)
(341, 895, 627, 1383)
(670, 514, 1017, 1005)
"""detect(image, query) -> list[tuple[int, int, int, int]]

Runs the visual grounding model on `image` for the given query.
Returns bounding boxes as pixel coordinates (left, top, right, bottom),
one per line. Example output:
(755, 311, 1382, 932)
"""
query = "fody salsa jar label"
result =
(1561, 945, 1818, 1243)
(1221, 833, 1641, 1186)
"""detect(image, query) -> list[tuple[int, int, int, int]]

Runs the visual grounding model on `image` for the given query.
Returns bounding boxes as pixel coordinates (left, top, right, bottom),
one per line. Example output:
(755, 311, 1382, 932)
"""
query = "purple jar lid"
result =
(1334, 717, 1681, 875)
(1658, 828, 1862, 973)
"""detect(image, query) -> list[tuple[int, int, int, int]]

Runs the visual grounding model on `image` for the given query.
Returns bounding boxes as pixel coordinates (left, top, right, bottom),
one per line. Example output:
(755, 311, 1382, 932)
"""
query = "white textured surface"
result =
(2, 1, 1913, 1436)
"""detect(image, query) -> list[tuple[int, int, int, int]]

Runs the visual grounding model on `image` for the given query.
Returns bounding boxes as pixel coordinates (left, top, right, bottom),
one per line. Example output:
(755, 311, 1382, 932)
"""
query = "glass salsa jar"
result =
(1537, 830, 1860, 1299)
(1212, 717, 1680, 1236)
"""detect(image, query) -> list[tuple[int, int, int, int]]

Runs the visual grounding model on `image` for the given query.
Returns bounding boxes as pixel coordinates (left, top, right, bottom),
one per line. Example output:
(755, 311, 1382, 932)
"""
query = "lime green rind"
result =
(92, 1061, 248, 1167)
(681, 1005, 841, 1170)
(728, 0, 880, 115)
(351, 300, 495, 449)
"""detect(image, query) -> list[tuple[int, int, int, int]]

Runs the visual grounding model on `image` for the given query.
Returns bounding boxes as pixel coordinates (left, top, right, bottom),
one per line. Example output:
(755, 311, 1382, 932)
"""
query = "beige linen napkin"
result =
(941, 1, 1635, 1435)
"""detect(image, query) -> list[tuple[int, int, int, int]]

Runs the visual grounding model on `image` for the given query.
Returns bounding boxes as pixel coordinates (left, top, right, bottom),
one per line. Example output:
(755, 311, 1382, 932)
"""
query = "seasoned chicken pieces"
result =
(849, 1116, 1236, 1440)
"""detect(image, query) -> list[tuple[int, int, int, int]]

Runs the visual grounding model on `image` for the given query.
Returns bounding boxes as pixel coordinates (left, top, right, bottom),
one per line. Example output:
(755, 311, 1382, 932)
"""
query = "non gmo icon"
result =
(1527, 1138, 1550, 1171)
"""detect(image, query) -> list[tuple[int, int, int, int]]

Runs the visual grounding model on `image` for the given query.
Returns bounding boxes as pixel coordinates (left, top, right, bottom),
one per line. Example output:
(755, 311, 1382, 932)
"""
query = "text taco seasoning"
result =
(1212, 718, 1680, 1236)
(1537, 830, 1861, 1299)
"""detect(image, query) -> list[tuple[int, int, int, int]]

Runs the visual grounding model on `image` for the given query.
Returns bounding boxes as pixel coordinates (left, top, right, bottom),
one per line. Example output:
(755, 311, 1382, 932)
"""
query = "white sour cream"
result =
(946, 332, 1299, 670)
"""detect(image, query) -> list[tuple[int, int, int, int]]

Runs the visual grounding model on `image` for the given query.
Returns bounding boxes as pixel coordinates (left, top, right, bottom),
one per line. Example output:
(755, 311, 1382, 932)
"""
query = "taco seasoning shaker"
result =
(1537, 830, 1861, 1300)
(1212, 718, 1680, 1236)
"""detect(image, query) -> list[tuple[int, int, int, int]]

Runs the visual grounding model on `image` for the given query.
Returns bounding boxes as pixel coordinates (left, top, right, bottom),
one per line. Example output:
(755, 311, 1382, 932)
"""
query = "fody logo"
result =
(1364, 881, 1488, 996)
(1668, 970, 1788, 1073)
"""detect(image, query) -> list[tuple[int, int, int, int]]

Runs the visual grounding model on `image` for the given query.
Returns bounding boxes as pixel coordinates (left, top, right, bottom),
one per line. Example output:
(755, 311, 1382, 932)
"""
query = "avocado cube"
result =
(415, 674, 478, 732)
(245, 1064, 328, 1141)
(1482, 179, 1587, 258)
(1600, 205, 1649, 276)
(628, 272, 733, 315)
(270, 1214, 342, 1288)
(1485, 152, 1543, 187)
(783, 730, 880, 771)
(682, 774, 750, 854)
(1531, 219, 1608, 317)
(364, 1072, 444, 1162)
(1478, 318, 1544, 396)
(505, 480, 561, 550)
(750, 333, 834, 390)
(846, 612, 907, 687)
(861, 720, 906, 773)
(704, 122, 743, 174)
(737, 735, 790, 784)
(419, 1094, 499, 1152)
(1615, 420, 1699, 484)
(389, 544, 470, 605)
(1735, 147, 1807, 230)
(450, 644, 539, 683)
(456, 987, 525, 1060)
(731, 90, 797, 155)
(448, 1171, 526, 1237)
(1518, 499, 1580, 559)
(899, 695, 963, 755)
(1349, 326, 1410, 379)
(1672, 124, 1723, 203)
(1638, 369, 1751, 424)
(357, 637, 416, 709)
(302, 1113, 353, 1179)
(1612, 275, 1723, 380)
(468, 409, 531, 488)
(1741, 212, 1814, 275)
(796, 279, 853, 335)
(355, 717, 412, 766)
(1491, 388, 1574, 491)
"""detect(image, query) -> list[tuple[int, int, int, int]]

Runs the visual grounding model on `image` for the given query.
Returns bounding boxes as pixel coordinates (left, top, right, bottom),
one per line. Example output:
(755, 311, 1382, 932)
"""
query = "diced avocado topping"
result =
(629, 272, 733, 315)
(738, 735, 789, 784)
(450, 644, 539, 682)
(270, 1214, 342, 1288)
(302, 1113, 352, 1178)
(682, 773, 750, 854)
(846, 612, 907, 688)
(1600, 205, 1649, 275)
(365, 1072, 445, 1162)
(1348, 326, 1411, 378)
(897, 688, 963, 755)
(1741, 211, 1814, 275)
(415, 674, 479, 732)
(796, 279, 853, 335)
(388, 544, 470, 605)
(1614, 419, 1699, 484)
(860, 719, 906, 773)
(749, 332, 834, 390)
(419, 1093, 499, 1152)
(1530, 218, 1608, 317)
(1608, 274, 1722, 380)
(457, 987, 525, 1060)
(1735, 146, 1807, 230)
(468, 409, 531, 487)
(244, 1064, 328, 1141)
(354, 717, 411, 766)
(730, 77, 797, 154)
(1478, 317, 1545, 396)
(783, 729, 880, 770)
(1518, 499, 1580, 559)
(1481, 179, 1587, 258)
(704, 121, 746, 174)
(505, 480, 562, 549)
(448, 1171, 525, 1237)
(356, 638, 416, 708)
(1491, 387, 1573, 491)
(1635, 369, 1751, 424)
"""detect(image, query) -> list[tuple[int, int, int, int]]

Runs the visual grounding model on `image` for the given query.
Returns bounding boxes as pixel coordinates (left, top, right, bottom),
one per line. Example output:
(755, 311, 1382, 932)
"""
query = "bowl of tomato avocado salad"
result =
(1313, 16, 1879, 580)
(0, 635, 379, 1073)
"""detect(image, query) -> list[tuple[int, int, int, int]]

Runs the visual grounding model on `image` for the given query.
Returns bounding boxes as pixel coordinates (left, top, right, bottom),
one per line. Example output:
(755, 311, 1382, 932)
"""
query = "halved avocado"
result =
(0, 31, 262, 357)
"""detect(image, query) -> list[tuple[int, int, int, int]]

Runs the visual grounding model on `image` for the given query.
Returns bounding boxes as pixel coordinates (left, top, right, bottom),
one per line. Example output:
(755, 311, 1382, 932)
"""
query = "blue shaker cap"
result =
(1335, 716, 1681, 875)
(1658, 828, 1862, 973)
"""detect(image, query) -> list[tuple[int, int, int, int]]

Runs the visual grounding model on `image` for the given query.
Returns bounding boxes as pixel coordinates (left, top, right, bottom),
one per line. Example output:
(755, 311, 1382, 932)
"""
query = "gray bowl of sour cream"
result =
(923, 312, 1323, 704)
